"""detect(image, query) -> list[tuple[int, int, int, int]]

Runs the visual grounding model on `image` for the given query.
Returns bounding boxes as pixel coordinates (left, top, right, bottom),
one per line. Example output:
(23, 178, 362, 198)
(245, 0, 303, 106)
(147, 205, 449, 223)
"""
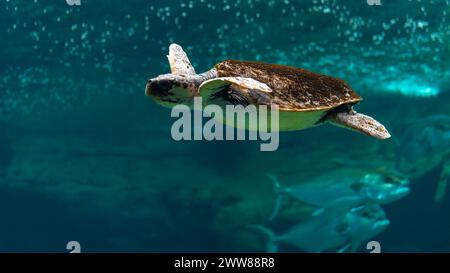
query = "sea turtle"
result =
(145, 44, 390, 139)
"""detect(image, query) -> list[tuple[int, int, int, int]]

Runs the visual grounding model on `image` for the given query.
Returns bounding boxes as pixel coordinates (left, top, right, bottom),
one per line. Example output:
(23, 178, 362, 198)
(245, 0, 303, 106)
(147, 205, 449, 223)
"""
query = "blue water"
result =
(0, 0, 449, 252)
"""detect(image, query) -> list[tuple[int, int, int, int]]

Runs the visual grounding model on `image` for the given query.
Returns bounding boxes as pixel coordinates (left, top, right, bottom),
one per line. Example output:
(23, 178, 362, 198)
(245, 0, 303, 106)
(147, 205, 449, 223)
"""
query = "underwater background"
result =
(0, 0, 449, 252)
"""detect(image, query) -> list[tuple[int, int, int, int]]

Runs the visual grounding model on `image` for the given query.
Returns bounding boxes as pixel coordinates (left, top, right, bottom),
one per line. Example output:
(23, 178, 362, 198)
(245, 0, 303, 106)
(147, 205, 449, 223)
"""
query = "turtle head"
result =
(145, 44, 217, 108)
(145, 73, 197, 107)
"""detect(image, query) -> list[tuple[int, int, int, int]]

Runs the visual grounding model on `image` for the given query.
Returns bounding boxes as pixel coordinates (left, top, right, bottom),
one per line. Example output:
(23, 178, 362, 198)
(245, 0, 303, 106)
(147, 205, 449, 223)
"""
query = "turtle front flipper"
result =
(167, 43, 196, 75)
(199, 77, 273, 106)
(199, 77, 274, 130)
(327, 109, 391, 140)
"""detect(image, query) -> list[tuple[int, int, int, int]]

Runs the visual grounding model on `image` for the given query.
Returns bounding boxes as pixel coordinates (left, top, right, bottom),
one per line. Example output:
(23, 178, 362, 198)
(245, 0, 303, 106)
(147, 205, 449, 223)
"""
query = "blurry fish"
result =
(358, 173, 410, 204)
(343, 204, 390, 252)
(396, 115, 450, 205)
(249, 204, 389, 253)
(268, 171, 409, 220)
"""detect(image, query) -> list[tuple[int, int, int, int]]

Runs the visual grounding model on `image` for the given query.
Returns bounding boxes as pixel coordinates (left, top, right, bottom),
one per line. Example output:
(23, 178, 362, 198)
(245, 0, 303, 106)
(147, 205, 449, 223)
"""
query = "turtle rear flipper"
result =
(327, 109, 391, 140)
